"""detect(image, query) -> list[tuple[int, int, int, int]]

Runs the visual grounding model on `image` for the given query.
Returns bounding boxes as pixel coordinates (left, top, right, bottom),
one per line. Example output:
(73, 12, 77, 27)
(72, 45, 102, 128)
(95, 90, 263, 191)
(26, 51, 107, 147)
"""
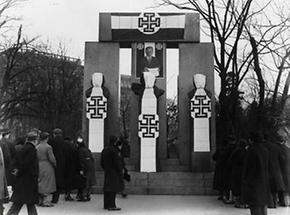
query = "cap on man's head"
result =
(39, 132, 49, 141)
(26, 131, 38, 141)
(53, 128, 63, 136)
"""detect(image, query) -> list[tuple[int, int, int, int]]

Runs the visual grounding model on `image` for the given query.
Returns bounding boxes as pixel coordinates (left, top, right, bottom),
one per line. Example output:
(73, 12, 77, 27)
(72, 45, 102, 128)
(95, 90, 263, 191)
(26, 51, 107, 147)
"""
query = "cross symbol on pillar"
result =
(138, 114, 159, 138)
(191, 95, 211, 118)
(138, 13, 161, 34)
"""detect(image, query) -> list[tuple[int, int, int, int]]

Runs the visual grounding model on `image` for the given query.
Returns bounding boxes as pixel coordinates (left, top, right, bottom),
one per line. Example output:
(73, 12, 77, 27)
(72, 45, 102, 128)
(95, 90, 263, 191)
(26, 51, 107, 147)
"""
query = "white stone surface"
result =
(86, 73, 107, 153)
(191, 74, 211, 152)
(111, 14, 185, 29)
(4, 195, 289, 215)
(138, 72, 159, 172)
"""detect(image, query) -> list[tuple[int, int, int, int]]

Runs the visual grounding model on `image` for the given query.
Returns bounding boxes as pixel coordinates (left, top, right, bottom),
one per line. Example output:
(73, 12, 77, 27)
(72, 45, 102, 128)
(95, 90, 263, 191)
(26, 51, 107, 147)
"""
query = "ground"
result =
(4, 195, 289, 215)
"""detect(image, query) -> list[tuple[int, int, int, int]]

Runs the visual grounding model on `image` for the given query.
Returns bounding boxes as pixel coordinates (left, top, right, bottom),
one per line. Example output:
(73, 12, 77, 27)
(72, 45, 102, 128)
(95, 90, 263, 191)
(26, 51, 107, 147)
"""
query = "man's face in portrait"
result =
(145, 46, 153, 58)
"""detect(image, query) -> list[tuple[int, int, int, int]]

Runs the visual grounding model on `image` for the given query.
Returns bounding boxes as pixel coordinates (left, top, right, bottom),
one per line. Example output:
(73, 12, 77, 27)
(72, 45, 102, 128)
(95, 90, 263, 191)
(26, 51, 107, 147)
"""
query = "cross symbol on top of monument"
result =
(138, 13, 161, 35)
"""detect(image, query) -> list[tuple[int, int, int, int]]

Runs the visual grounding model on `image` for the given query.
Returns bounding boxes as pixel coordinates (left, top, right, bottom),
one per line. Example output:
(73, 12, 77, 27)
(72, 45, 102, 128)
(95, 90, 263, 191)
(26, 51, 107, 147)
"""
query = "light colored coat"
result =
(36, 142, 56, 194)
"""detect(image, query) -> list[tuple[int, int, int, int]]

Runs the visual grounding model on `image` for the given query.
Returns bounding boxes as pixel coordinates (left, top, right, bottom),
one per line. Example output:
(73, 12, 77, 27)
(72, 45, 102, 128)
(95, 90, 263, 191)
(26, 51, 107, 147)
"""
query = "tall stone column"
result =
(138, 72, 159, 172)
(130, 42, 166, 171)
(86, 73, 107, 152)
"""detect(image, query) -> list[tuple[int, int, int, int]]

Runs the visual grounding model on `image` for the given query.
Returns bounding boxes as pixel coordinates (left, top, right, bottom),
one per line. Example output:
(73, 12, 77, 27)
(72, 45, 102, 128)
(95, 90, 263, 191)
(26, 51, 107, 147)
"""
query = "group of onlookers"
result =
(0, 128, 97, 215)
(213, 131, 290, 215)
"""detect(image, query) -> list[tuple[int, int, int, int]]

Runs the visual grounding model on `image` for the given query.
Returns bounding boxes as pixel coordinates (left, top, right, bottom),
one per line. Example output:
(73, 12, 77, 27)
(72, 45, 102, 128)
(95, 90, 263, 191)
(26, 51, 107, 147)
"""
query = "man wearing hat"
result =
(48, 128, 66, 204)
(6, 131, 39, 215)
(242, 132, 270, 215)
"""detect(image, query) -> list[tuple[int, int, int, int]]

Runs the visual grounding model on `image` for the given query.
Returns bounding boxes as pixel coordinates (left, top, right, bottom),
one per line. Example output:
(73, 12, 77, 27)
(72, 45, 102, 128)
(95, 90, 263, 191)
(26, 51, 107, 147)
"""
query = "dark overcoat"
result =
(281, 144, 290, 194)
(77, 145, 96, 187)
(213, 148, 223, 191)
(264, 142, 285, 192)
(242, 142, 270, 205)
(229, 146, 246, 196)
(10, 142, 39, 204)
(63, 140, 78, 190)
(220, 144, 236, 191)
(48, 136, 66, 189)
(0, 138, 17, 186)
(101, 146, 124, 193)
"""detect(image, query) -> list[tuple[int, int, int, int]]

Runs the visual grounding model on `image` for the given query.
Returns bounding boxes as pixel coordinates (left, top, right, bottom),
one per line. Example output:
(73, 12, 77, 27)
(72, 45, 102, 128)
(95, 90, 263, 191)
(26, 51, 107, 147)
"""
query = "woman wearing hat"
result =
(36, 132, 56, 207)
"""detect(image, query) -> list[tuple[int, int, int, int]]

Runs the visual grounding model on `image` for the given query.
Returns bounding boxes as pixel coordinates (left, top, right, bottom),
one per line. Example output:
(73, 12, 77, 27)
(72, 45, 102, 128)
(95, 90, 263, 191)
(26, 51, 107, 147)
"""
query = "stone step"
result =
(93, 171, 216, 195)
(160, 158, 180, 166)
(161, 165, 190, 172)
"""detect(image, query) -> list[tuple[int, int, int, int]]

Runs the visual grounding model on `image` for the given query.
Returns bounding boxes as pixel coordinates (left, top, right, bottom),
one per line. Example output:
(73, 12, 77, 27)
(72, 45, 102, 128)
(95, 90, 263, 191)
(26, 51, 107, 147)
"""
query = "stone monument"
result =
(84, 12, 215, 176)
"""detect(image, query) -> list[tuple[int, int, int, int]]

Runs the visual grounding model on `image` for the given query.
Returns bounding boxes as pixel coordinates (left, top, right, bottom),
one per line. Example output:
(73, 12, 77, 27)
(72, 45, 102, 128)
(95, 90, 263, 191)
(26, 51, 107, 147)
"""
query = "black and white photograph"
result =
(0, 0, 290, 214)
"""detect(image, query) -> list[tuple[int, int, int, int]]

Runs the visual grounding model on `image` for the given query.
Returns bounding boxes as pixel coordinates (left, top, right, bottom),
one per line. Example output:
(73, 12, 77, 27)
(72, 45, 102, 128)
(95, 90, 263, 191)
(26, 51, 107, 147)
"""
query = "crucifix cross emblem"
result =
(138, 114, 159, 138)
(138, 12, 161, 35)
(191, 95, 211, 118)
(86, 96, 107, 119)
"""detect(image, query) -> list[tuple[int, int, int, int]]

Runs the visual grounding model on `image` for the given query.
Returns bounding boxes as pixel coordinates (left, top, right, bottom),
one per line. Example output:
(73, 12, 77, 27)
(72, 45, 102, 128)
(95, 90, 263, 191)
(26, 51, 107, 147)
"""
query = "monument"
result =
(83, 12, 215, 194)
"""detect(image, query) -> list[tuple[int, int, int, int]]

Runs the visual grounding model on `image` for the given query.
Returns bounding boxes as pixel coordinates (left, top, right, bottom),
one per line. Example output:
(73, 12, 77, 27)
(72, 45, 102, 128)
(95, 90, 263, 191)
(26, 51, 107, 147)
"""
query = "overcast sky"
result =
(11, 0, 183, 58)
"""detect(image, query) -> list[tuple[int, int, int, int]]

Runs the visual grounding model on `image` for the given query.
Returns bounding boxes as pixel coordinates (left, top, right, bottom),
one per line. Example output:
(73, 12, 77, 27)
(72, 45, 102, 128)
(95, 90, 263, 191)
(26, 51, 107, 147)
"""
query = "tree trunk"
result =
(250, 36, 264, 130)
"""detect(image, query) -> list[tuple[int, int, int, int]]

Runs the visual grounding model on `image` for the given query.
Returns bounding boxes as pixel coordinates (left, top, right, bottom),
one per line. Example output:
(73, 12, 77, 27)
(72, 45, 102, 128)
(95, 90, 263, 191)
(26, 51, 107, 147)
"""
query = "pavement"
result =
(3, 195, 290, 215)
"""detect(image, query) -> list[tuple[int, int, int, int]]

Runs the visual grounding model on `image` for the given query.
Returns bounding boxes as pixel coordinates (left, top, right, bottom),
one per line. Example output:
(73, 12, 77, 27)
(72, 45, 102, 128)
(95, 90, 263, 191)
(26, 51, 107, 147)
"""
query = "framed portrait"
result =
(135, 42, 164, 79)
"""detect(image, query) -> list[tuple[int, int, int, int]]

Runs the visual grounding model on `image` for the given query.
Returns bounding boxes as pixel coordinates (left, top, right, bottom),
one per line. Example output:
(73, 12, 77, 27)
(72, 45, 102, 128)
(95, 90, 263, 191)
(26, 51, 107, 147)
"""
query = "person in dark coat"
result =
(242, 132, 270, 215)
(48, 128, 66, 204)
(213, 145, 226, 200)
(116, 137, 130, 198)
(63, 137, 78, 201)
(75, 136, 96, 201)
(0, 128, 17, 187)
(229, 139, 248, 208)
(219, 135, 236, 203)
(7, 131, 39, 215)
(279, 135, 290, 206)
(264, 136, 286, 208)
(101, 136, 124, 211)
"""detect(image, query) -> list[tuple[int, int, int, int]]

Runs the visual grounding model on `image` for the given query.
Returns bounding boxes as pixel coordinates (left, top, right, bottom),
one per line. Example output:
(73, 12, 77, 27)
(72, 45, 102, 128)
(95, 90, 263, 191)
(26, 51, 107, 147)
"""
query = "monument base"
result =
(92, 171, 216, 195)
(191, 152, 212, 172)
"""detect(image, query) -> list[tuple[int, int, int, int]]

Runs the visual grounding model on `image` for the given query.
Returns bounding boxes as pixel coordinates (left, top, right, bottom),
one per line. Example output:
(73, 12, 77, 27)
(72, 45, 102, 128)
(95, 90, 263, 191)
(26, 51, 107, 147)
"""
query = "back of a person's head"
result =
(26, 131, 38, 142)
(15, 136, 26, 145)
(53, 128, 63, 137)
(39, 132, 50, 141)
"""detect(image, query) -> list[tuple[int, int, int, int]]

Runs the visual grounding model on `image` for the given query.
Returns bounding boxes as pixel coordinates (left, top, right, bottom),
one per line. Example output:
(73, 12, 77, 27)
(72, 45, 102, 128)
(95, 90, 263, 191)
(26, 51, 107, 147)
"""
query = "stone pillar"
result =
(83, 42, 120, 150)
(130, 43, 167, 171)
(138, 72, 159, 172)
(86, 73, 107, 152)
(178, 43, 215, 172)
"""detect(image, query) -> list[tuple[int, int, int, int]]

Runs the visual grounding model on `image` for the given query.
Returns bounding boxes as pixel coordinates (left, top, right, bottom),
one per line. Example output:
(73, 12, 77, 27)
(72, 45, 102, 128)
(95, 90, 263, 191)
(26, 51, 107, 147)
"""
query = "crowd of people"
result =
(0, 126, 289, 215)
(0, 128, 129, 215)
(0, 128, 101, 215)
(213, 132, 290, 215)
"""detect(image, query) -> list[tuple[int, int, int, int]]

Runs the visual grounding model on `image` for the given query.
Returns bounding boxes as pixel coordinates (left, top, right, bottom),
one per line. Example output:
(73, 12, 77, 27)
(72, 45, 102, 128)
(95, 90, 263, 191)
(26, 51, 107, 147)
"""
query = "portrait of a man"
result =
(136, 43, 164, 78)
